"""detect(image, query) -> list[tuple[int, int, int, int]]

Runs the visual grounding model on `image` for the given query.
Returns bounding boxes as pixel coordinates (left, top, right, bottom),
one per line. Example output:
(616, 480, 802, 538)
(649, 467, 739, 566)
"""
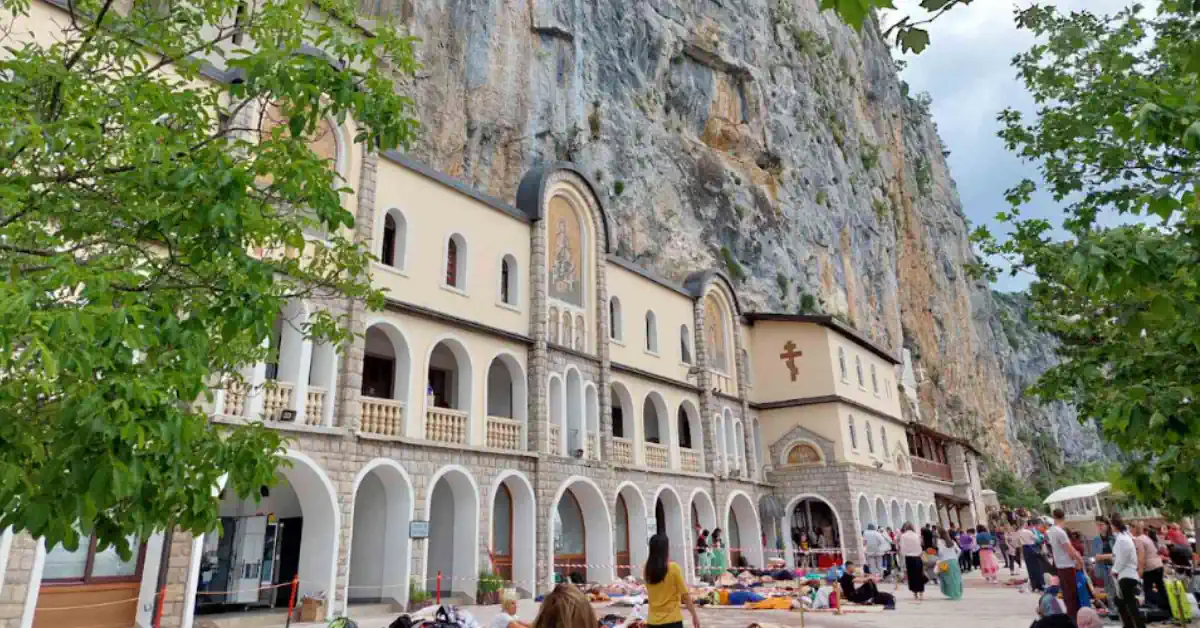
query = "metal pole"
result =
(284, 575, 299, 628)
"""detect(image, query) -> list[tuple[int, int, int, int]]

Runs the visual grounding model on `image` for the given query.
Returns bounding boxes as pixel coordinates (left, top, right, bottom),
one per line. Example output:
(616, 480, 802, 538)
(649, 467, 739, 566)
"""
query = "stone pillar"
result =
(692, 299, 719, 475)
(731, 325, 755, 479)
(335, 149, 379, 434)
(0, 532, 37, 628)
(159, 531, 196, 628)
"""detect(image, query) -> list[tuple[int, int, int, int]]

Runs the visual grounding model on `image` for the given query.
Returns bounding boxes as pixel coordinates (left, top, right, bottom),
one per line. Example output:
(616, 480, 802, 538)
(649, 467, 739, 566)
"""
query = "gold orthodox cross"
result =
(780, 340, 802, 381)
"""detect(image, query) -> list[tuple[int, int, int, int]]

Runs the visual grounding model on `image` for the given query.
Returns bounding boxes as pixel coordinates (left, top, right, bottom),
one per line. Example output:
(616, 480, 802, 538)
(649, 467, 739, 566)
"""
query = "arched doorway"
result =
(348, 461, 413, 608)
(490, 473, 535, 596)
(857, 495, 872, 534)
(917, 503, 927, 527)
(614, 484, 648, 579)
(904, 502, 915, 529)
(610, 382, 634, 464)
(890, 500, 902, 532)
(642, 393, 670, 469)
(654, 487, 687, 573)
(875, 497, 888, 529)
(425, 339, 473, 444)
(785, 495, 843, 568)
(425, 467, 478, 598)
(690, 490, 718, 581)
(485, 354, 528, 450)
(677, 401, 703, 472)
(360, 322, 411, 436)
(188, 451, 338, 622)
(550, 478, 613, 585)
(565, 369, 584, 457)
(725, 492, 763, 568)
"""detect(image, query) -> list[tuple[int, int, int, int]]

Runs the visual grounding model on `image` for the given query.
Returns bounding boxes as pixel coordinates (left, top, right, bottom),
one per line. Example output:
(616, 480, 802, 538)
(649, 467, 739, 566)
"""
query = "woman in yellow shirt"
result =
(644, 534, 701, 628)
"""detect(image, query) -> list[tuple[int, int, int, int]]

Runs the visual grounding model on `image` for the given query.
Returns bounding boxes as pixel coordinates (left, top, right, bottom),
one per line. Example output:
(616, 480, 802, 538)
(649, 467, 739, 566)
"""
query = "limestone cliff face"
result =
(394, 0, 1106, 471)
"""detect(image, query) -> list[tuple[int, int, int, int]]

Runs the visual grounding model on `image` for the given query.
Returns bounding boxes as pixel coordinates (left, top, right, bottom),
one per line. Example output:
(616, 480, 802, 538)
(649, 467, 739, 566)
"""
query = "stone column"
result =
(692, 299, 719, 474)
(335, 148, 379, 433)
(731, 324, 755, 480)
(0, 532, 36, 628)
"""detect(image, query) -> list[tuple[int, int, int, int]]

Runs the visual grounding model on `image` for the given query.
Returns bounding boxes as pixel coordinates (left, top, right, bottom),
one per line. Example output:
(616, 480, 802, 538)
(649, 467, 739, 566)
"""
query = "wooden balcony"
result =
(912, 457, 953, 482)
(360, 397, 404, 436)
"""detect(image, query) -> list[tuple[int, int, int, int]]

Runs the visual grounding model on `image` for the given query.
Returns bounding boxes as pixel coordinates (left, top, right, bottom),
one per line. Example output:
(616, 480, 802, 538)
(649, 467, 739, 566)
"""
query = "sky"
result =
(883, 0, 1140, 292)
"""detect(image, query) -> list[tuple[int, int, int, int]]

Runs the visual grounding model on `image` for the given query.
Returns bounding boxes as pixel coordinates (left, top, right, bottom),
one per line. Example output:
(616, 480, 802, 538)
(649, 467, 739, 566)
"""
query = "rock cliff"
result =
(392, 0, 1107, 472)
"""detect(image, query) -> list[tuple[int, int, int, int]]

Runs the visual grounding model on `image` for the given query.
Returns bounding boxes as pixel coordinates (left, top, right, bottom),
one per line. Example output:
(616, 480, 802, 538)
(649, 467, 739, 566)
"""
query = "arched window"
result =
(881, 426, 889, 456)
(500, 255, 517, 306)
(645, 311, 658, 353)
(786, 443, 822, 466)
(562, 316, 574, 350)
(445, 234, 466, 289)
(855, 356, 864, 387)
(380, 209, 407, 269)
(575, 314, 586, 351)
(548, 307, 560, 344)
(680, 325, 692, 364)
(838, 347, 848, 381)
(677, 406, 692, 449)
(865, 420, 874, 453)
(848, 414, 858, 450)
(870, 364, 879, 394)
(609, 297, 622, 341)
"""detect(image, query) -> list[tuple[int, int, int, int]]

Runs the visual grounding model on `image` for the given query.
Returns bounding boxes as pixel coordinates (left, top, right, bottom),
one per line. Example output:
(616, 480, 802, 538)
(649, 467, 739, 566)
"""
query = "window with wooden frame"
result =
(42, 535, 146, 584)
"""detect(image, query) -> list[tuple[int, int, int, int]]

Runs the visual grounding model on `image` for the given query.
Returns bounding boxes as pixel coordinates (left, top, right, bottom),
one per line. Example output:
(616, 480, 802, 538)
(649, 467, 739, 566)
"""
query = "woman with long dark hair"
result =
(644, 534, 700, 628)
(936, 527, 963, 600)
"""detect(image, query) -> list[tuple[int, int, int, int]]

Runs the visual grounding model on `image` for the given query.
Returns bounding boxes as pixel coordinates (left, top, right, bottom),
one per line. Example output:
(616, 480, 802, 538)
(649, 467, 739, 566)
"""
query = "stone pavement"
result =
(286, 568, 1046, 628)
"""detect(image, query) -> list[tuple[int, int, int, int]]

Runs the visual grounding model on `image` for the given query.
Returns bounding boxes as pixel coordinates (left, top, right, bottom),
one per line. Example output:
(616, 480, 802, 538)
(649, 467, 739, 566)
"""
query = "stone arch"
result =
(904, 501, 916, 529)
(874, 496, 889, 529)
(184, 449, 339, 623)
(642, 391, 670, 447)
(676, 400, 703, 471)
(856, 494, 873, 533)
(485, 352, 528, 449)
(548, 476, 614, 585)
(564, 368, 585, 456)
(652, 485, 688, 571)
(724, 490, 763, 568)
(488, 471, 536, 596)
(783, 493, 846, 569)
(609, 380, 634, 443)
(613, 482, 649, 578)
(890, 500, 902, 532)
(423, 465, 479, 598)
(699, 287, 737, 375)
(423, 335, 474, 412)
(548, 374, 564, 454)
(347, 459, 414, 607)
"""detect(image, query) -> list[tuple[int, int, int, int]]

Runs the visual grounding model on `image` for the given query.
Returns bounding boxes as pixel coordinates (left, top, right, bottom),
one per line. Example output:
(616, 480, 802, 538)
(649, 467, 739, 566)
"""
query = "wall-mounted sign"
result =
(409, 520, 430, 539)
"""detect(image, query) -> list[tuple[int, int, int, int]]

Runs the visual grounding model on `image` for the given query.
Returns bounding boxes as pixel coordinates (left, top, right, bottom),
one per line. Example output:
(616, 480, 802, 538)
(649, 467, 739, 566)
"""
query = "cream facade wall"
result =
(748, 322, 834, 403)
(608, 374, 703, 471)
(834, 402, 909, 471)
(362, 310, 528, 444)
(607, 265, 695, 383)
(759, 404, 846, 463)
(370, 159, 532, 337)
(827, 332, 903, 420)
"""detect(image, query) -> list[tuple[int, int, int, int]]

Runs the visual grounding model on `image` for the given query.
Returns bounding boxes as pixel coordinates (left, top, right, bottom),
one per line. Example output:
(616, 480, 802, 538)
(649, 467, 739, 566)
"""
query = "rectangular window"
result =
(44, 536, 144, 583)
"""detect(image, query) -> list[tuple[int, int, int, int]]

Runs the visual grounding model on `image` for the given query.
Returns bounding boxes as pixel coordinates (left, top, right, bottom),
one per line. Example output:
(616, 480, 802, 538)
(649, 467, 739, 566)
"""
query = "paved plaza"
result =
(278, 568, 1047, 628)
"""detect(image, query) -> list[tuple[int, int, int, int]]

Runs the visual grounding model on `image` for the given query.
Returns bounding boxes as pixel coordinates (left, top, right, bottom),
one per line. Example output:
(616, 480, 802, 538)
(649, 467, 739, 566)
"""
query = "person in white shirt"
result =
(862, 524, 889, 577)
(1110, 515, 1145, 628)
(1048, 508, 1085, 621)
(490, 591, 530, 628)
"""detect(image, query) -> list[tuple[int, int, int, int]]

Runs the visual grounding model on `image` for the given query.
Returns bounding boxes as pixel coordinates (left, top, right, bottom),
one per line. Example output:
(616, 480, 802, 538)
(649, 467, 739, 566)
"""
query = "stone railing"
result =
(680, 449, 702, 473)
(262, 382, 294, 421)
(587, 433, 600, 460)
(305, 387, 326, 425)
(645, 442, 669, 469)
(709, 369, 736, 396)
(360, 397, 404, 437)
(219, 381, 248, 417)
(549, 424, 561, 455)
(912, 457, 953, 482)
(611, 437, 633, 465)
(426, 407, 468, 444)
(486, 416, 522, 451)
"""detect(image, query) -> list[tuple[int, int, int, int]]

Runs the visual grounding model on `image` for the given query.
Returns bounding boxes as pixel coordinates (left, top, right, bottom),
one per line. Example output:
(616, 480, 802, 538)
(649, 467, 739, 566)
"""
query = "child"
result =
(922, 547, 939, 584)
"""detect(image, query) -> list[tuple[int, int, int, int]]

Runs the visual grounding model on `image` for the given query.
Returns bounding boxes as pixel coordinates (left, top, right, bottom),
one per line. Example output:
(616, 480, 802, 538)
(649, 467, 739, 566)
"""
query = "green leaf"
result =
(898, 28, 931, 54)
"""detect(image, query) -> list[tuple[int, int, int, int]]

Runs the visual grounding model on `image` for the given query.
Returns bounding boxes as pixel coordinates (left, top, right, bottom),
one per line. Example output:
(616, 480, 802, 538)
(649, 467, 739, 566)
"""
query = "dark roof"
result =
(908, 422, 982, 455)
(682, 270, 744, 314)
(744, 312, 900, 364)
(516, 163, 612, 253)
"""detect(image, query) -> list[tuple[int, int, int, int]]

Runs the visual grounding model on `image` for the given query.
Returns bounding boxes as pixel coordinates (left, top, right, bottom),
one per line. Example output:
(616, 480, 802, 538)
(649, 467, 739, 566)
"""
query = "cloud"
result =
(885, 0, 1138, 292)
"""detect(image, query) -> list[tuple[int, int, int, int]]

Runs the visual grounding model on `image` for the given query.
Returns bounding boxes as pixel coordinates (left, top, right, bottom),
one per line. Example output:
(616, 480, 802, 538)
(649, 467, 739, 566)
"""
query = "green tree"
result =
(984, 466, 1042, 511)
(0, 0, 415, 556)
(972, 1, 1200, 515)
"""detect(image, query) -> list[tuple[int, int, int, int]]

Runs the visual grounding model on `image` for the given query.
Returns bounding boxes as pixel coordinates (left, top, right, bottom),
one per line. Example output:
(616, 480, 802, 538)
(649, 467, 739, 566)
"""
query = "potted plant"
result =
(476, 570, 504, 605)
(407, 581, 432, 612)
